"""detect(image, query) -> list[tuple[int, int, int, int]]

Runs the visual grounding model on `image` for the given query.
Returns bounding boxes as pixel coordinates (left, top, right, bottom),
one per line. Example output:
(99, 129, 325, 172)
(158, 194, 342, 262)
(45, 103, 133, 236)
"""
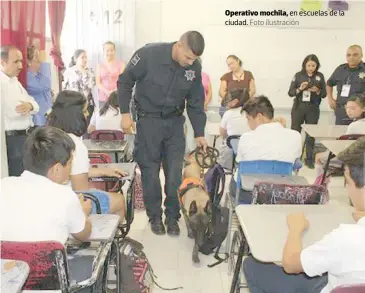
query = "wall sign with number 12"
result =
(90, 10, 123, 25)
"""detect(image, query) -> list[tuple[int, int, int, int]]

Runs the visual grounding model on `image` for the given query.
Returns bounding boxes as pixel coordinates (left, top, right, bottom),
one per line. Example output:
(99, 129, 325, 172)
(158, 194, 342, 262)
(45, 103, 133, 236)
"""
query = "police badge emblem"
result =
(185, 70, 195, 81)
(131, 54, 140, 66)
(359, 72, 365, 79)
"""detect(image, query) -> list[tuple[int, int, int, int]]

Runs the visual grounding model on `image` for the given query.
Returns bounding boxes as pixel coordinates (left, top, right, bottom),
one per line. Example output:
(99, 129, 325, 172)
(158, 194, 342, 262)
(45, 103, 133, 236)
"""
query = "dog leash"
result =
(189, 146, 219, 178)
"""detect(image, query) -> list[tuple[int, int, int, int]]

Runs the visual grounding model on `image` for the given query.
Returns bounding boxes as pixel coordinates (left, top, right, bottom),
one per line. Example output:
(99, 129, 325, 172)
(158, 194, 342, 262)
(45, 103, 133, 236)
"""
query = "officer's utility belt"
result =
(137, 110, 183, 119)
(6, 126, 36, 137)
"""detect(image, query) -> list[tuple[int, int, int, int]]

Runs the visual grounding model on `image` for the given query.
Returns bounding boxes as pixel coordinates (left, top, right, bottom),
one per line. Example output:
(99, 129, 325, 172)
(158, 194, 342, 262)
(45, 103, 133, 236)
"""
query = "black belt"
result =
(6, 126, 36, 136)
(137, 110, 183, 119)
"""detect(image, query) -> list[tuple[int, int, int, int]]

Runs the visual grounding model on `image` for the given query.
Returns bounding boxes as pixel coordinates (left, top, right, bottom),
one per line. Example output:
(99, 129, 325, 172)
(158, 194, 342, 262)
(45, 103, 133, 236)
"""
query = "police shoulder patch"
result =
(359, 72, 365, 79)
(131, 54, 140, 66)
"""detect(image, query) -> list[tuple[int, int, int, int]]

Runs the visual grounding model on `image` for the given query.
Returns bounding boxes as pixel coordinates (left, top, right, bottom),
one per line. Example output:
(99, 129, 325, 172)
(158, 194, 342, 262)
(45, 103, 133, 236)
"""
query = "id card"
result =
(340, 84, 351, 97)
(302, 90, 311, 102)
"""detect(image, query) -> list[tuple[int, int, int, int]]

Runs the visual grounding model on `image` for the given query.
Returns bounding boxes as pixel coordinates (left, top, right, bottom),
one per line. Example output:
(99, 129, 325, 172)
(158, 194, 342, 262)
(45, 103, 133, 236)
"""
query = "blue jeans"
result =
(243, 256, 328, 293)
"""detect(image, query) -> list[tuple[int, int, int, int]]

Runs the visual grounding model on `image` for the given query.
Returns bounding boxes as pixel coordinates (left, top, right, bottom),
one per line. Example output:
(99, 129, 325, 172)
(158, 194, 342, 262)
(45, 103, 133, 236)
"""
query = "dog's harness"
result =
(178, 177, 206, 208)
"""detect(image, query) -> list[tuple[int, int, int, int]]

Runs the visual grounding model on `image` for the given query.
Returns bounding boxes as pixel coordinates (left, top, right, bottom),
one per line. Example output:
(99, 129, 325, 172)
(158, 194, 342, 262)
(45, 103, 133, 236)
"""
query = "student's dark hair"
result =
(103, 41, 116, 50)
(301, 54, 320, 74)
(23, 126, 75, 177)
(337, 137, 365, 188)
(241, 95, 274, 119)
(100, 91, 119, 116)
(0, 45, 18, 61)
(69, 49, 86, 67)
(227, 55, 242, 67)
(348, 93, 365, 119)
(224, 88, 250, 108)
(180, 31, 205, 56)
(47, 90, 88, 137)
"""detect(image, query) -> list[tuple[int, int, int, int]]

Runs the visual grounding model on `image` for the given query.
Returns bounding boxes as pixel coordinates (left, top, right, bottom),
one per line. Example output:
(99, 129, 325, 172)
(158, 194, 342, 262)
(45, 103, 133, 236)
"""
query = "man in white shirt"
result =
(1, 45, 39, 176)
(229, 95, 302, 203)
(0, 126, 94, 283)
(243, 137, 365, 293)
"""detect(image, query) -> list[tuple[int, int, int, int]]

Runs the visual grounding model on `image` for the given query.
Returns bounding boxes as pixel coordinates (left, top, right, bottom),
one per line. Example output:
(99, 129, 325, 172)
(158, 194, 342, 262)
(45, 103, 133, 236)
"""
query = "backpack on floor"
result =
(199, 205, 229, 268)
(117, 237, 182, 293)
(204, 163, 226, 205)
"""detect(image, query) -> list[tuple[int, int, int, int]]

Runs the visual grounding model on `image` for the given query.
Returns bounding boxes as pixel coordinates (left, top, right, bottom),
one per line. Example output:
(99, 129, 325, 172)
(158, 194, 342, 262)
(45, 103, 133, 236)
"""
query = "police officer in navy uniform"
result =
(288, 54, 327, 168)
(327, 45, 365, 125)
(118, 31, 208, 236)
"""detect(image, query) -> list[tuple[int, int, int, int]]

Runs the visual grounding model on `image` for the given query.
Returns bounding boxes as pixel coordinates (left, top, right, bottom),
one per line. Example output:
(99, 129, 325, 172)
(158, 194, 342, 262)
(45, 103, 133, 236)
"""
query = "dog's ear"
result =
(189, 201, 198, 217)
(204, 200, 212, 215)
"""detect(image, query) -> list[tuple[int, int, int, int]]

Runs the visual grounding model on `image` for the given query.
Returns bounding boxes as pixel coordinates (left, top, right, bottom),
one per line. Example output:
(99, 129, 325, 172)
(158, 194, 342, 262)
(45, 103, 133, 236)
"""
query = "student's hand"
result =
(195, 137, 208, 153)
(287, 213, 309, 233)
(15, 101, 33, 115)
(273, 117, 287, 128)
(308, 86, 320, 94)
(79, 195, 92, 216)
(121, 114, 134, 134)
(101, 167, 128, 178)
(328, 98, 336, 110)
(38, 50, 46, 63)
(352, 210, 365, 222)
(299, 82, 309, 91)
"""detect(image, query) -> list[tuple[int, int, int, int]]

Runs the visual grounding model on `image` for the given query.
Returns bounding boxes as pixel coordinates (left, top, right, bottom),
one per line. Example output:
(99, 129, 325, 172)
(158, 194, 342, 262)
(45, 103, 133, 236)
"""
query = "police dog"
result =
(179, 154, 212, 263)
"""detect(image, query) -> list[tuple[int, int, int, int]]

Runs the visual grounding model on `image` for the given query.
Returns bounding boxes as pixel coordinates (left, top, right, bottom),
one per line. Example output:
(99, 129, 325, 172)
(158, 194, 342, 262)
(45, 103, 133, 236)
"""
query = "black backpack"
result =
(198, 204, 229, 268)
(204, 163, 225, 205)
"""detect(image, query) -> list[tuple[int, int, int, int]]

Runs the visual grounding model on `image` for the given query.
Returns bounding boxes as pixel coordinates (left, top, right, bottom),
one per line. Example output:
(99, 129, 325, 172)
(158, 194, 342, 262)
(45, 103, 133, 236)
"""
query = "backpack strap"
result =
(207, 244, 229, 268)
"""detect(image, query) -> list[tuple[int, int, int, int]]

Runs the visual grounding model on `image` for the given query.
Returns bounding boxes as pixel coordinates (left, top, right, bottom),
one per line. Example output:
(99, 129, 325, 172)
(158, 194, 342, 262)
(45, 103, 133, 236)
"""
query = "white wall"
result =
(135, 0, 365, 111)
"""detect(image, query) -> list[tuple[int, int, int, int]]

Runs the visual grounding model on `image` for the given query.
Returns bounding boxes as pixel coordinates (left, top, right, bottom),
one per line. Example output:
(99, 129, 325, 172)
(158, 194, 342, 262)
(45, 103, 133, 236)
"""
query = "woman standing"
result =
(96, 41, 125, 108)
(288, 54, 327, 168)
(63, 49, 96, 126)
(26, 46, 52, 126)
(197, 57, 212, 111)
(219, 55, 256, 117)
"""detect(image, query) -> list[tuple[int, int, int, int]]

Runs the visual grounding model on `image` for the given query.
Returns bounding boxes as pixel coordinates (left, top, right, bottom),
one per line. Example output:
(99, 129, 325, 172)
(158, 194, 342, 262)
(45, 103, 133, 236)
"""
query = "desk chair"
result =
(89, 153, 118, 192)
(90, 130, 126, 162)
(1, 240, 112, 293)
(330, 284, 365, 293)
(226, 135, 240, 173)
(227, 160, 294, 292)
(229, 176, 327, 293)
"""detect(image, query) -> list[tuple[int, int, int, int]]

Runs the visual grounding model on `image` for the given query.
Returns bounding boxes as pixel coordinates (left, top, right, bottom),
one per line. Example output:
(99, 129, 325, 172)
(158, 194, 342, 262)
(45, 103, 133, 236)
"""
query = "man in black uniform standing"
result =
(327, 45, 365, 125)
(118, 31, 208, 236)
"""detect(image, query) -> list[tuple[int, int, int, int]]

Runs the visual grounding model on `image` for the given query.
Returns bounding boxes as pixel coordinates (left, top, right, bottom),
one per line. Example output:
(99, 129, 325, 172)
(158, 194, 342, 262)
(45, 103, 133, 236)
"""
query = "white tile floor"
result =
(115, 162, 350, 293)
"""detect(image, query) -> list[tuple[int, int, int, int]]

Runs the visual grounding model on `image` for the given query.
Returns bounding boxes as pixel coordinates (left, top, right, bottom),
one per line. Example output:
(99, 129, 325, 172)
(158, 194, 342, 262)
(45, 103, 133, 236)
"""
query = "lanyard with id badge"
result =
(341, 73, 353, 97)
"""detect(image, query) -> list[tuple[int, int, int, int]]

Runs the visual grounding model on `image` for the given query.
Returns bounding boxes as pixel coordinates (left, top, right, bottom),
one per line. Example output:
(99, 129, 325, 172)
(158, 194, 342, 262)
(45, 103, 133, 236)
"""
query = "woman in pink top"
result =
(96, 41, 125, 107)
(198, 57, 212, 112)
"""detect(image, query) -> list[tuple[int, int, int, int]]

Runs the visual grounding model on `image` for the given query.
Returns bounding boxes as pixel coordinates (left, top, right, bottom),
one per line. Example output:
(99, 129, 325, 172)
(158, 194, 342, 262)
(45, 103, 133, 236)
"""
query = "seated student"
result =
(0, 126, 94, 283)
(217, 88, 251, 169)
(47, 90, 126, 222)
(229, 96, 302, 203)
(88, 90, 135, 159)
(243, 137, 365, 293)
(315, 94, 365, 179)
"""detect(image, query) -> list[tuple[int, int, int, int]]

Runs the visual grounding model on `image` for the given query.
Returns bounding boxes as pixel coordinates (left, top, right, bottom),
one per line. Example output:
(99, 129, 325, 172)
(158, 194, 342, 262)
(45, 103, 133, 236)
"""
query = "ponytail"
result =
(69, 49, 86, 68)
(69, 56, 76, 67)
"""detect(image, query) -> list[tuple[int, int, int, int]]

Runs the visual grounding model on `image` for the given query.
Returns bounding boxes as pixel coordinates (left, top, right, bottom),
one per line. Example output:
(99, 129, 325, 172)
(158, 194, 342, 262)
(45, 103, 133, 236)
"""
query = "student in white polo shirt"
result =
(243, 137, 365, 293)
(0, 126, 95, 283)
(229, 95, 302, 203)
(0, 45, 39, 176)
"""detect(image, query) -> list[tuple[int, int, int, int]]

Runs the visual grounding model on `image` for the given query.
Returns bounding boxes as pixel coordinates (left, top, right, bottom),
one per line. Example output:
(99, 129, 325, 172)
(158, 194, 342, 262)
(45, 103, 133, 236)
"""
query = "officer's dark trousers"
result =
(335, 104, 351, 125)
(291, 100, 320, 163)
(134, 115, 185, 221)
(6, 133, 27, 176)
